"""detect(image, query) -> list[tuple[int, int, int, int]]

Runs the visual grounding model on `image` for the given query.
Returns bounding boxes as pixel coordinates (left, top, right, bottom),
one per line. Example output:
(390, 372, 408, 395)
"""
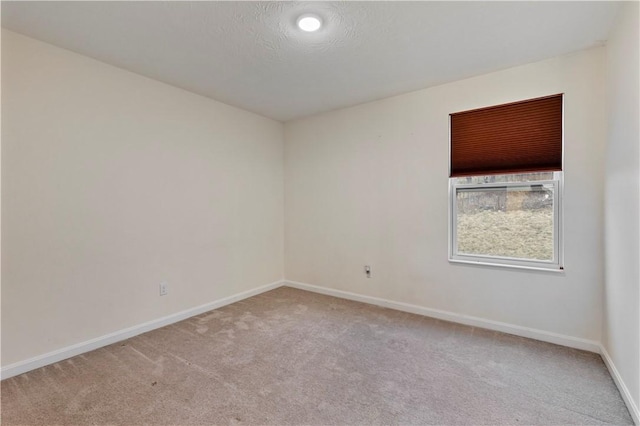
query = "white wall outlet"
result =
(364, 265, 371, 278)
(159, 282, 168, 296)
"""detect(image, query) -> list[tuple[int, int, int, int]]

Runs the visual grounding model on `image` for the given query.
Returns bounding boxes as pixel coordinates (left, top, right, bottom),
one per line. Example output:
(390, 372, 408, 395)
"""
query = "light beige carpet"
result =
(1, 287, 633, 425)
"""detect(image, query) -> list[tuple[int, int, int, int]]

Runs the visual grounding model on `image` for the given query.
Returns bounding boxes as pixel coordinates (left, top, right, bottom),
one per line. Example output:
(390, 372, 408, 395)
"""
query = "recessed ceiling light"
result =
(297, 14, 322, 32)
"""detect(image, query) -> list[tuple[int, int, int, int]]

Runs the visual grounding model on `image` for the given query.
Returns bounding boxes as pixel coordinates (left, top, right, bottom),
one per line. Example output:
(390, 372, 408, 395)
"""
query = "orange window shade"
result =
(450, 94, 563, 177)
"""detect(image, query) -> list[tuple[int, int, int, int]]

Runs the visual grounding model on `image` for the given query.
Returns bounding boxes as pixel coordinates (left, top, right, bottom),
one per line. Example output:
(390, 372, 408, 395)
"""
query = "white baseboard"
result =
(0, 280, 285, 380)
(284, 280, 601, 353)
(4, 278, 637, 423)
(600, 345, 640, 425)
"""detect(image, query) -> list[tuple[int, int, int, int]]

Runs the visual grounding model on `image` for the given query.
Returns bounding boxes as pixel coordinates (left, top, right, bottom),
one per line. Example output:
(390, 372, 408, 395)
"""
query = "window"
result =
(449, 95, 563, 271)
(450, 172, 562, 270)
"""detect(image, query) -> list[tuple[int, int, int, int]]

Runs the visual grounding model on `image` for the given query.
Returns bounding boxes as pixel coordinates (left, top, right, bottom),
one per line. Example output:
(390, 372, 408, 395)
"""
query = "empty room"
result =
(1, 1, 639, 425)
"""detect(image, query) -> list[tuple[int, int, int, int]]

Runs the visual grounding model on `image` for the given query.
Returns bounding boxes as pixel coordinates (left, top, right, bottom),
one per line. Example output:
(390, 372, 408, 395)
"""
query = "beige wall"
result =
(604, 0, 640, 414)
(285, 47, 606, 342)
(1, 30, 284, 365)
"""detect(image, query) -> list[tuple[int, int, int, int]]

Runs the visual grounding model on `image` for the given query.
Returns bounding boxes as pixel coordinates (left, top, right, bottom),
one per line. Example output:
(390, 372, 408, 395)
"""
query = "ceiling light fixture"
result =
(297, 14, 322, 32)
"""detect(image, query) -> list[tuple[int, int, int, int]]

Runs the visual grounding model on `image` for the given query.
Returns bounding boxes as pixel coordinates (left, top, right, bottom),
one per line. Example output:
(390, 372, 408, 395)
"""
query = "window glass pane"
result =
(455, 184, 554, 261)
(454, 172, 554, 185)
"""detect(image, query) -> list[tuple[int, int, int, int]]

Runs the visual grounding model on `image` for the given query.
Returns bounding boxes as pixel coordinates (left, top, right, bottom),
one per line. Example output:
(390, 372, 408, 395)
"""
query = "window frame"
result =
(448, 172, 564, 272)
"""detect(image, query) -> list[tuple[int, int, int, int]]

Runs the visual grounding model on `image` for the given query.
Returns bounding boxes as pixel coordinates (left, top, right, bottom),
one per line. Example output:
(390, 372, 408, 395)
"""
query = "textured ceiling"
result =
(1, 1, 620, 121)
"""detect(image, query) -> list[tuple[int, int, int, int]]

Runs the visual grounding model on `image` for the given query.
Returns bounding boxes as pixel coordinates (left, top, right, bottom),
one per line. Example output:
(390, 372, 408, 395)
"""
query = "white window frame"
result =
(448, 172, 564, 272)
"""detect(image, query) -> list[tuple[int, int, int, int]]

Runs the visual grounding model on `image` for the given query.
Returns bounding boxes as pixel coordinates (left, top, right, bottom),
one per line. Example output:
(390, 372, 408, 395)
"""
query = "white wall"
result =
(604, 0, 640, 416)
(1, 30, 284, 366)
(285, 47, 606, 342)
(1, 11, 637, 418)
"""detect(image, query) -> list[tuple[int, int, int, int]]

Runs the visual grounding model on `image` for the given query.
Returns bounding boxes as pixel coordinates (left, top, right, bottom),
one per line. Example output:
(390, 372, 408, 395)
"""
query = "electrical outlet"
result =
(159, 282, 168, 296)
(364, 265, 371, 278)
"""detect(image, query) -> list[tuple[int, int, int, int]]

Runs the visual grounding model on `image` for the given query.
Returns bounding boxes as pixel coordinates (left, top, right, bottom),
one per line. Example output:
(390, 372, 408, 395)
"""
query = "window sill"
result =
(449, 258, 565, 273)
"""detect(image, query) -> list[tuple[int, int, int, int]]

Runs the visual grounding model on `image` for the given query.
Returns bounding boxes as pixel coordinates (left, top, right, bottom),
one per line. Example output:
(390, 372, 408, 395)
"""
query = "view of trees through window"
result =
(455, 173, 554, 261)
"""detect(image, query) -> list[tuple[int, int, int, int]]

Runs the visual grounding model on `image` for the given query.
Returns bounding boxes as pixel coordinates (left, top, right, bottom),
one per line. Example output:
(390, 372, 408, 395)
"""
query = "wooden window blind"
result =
(449, 94, 563, 177)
